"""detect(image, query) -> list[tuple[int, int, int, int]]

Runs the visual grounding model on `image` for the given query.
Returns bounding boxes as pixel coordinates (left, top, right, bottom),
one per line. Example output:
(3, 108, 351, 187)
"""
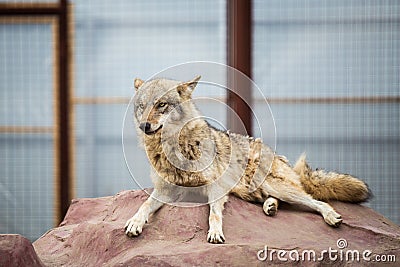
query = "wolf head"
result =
(133, 76, 201, 136)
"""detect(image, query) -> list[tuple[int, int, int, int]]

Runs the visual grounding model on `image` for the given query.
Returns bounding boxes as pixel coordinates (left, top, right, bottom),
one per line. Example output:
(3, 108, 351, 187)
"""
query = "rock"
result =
(33, 190, 400, 266)
(0, 234, 44, 267)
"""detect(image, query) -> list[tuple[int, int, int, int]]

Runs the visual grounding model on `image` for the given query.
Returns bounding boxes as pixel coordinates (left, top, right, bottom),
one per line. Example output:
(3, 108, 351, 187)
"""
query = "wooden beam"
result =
(227, 0, 253, 136)
(263, 96, 400, 104)
(73, 97, 130, 105)
(56, 0, 72, 223)
(0, 126, 53, 134)
(0, 3, 60, 16)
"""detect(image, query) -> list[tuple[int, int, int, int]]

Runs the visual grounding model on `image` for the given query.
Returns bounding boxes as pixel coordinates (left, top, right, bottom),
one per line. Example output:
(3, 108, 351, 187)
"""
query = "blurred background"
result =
(0, 0, 399, 241)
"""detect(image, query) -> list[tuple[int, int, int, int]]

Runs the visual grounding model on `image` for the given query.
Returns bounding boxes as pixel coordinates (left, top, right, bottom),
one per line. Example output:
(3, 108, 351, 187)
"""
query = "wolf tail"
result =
(293, 153, 371, 203)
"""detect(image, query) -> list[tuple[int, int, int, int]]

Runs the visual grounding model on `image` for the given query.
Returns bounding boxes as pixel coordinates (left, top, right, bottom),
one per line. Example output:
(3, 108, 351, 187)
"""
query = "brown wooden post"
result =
(226, 0, 253, 136)
(57, 0, 72, 223)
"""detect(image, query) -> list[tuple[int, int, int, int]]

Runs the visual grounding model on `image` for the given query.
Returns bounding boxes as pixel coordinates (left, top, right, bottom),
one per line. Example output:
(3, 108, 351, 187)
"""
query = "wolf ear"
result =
(134, 78, 144, 91)
(177, 75, 201, 99)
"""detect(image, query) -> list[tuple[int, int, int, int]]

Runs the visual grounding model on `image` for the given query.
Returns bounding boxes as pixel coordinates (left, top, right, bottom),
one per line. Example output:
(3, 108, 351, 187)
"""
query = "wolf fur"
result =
(125, 76, 371, 244)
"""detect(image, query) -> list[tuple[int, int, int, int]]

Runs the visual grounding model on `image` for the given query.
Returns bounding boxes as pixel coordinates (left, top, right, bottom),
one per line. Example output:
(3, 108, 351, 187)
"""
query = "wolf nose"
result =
(139, 122, 151, 133)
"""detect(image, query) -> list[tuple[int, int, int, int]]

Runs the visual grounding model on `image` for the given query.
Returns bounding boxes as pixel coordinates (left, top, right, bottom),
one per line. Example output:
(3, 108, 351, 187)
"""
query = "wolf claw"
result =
(125, 216, 145, 237)
(207, 230, 225, 244)
(324, 210, 342, 227)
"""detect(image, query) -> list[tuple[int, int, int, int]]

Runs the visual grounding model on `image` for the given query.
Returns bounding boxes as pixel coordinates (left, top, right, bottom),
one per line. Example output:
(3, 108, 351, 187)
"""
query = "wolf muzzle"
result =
(139, 122, 162, 135)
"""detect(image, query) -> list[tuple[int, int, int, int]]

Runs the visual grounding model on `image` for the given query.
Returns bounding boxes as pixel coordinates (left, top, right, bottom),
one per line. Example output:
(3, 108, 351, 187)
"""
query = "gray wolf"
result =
(125, 76, 371, 243)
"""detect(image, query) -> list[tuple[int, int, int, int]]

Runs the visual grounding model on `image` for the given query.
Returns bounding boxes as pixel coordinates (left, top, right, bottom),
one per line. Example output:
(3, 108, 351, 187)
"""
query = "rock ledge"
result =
(6, 189, 400, 266)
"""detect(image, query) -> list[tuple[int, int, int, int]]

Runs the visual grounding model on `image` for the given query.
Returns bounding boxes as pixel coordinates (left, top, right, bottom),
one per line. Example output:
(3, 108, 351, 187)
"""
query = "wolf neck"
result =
(143, 117, 211, 186)
(143, 117, 209, 155)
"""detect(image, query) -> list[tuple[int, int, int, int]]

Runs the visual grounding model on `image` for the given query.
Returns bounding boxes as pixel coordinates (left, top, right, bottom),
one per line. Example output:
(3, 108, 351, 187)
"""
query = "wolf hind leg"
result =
(264, 180, 342, 227)
(263, 197, 279, 216)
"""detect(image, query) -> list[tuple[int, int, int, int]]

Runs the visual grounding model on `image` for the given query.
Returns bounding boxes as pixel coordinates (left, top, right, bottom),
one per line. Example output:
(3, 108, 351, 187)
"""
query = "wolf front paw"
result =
(323, 210, 342, 227)
(207, 230, 225, 244)
(124, 216, 146, 237)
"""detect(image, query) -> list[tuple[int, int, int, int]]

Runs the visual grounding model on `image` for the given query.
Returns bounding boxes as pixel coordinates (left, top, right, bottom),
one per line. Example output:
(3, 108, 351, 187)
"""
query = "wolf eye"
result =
(158, 102, 167, 108)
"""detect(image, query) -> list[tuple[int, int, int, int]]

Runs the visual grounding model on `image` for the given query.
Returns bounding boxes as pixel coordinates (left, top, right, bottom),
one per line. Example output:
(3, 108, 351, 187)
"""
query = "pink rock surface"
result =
(33, 190, 400, 266)
(0, 234, 44, 267)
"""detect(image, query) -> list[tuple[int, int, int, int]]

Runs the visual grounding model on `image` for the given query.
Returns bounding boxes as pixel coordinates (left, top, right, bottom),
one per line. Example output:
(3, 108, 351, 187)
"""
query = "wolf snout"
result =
(139, 122, 151, 133)
(139, 122, 162, 135)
